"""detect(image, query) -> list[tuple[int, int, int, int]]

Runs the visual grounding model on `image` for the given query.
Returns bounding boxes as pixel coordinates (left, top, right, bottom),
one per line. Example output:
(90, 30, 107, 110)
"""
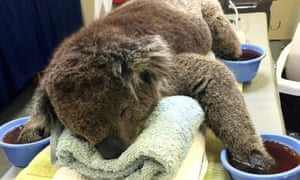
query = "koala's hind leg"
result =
(201, 0, 242, 59)
(166, 0, 241, 59)
(170, 53, 277, 174)
(18, 87, 56, 143)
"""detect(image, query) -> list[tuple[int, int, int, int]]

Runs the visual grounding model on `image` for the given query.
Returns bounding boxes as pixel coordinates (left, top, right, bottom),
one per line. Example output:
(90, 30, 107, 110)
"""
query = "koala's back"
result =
(86, 0, 212, 54)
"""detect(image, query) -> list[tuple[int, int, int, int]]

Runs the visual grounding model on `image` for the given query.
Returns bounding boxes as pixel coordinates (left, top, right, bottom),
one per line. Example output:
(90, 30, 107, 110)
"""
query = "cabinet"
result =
(268, 0, 300, 40)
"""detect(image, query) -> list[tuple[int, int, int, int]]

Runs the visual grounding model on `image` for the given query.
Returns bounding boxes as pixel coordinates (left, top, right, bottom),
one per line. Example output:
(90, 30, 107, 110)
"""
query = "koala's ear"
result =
(111, 35, 172, 85)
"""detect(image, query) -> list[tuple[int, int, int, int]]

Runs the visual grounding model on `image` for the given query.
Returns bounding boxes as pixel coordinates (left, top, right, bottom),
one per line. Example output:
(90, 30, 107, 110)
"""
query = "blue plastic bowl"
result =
(222, 43, 266, 82)
(0, 117, 50, 167)
(221, 134, 300, 180)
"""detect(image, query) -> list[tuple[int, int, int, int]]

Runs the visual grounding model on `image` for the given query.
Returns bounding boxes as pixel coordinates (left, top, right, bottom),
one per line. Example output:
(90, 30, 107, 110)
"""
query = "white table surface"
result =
(227, 13, 285, 134)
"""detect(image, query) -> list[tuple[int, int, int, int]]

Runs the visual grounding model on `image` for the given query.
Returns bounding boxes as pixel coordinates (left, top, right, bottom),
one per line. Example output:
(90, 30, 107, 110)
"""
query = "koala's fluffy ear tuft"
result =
(111, 35, 172, 85)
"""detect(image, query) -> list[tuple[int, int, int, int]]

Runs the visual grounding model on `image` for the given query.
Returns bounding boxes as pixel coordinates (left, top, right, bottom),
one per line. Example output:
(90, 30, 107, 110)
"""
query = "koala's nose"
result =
(95, 136, 127, 159)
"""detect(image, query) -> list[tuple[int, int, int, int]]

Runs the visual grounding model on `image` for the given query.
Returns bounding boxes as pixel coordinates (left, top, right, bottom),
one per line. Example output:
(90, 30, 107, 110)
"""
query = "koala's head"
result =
(43, 33, 172, 158)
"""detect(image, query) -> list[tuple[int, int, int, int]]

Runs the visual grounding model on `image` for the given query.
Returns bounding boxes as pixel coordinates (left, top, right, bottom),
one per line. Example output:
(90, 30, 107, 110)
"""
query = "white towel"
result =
(53, 96, 205, 180)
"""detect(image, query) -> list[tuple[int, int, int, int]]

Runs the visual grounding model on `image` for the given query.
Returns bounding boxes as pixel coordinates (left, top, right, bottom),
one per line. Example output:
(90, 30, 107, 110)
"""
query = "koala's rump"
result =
(101, 0, 212, 54)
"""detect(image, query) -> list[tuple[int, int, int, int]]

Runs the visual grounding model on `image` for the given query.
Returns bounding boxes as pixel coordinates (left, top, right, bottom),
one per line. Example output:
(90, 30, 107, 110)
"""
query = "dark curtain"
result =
(0, 0, 83, 107)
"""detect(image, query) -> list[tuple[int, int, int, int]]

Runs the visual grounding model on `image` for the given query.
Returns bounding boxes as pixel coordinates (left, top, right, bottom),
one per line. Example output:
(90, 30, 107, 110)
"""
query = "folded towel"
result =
(53, 96, 205, 180)
(16, 146, 57, 180)
(15, 131, 230, 180)
(52, 130, 231, 180)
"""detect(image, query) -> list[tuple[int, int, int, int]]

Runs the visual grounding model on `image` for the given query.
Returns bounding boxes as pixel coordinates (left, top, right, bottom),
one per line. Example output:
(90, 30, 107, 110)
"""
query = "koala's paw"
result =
(228, 150, 278, 174)
(17, 121, 50, 144)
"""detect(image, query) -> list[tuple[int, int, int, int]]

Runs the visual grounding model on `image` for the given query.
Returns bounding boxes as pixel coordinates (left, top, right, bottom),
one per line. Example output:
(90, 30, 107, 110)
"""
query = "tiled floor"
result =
(0, 40, 292, 177)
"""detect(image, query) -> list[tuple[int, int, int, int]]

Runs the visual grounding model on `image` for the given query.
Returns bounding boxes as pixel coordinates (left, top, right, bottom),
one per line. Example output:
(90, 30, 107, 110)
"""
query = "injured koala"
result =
(19, 0, 278, 174)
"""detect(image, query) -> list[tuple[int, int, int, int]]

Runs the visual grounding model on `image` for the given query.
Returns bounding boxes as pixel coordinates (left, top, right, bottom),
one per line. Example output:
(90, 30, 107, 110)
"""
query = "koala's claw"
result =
(228, 150, 278, 174)
(17, 125, 50, 144)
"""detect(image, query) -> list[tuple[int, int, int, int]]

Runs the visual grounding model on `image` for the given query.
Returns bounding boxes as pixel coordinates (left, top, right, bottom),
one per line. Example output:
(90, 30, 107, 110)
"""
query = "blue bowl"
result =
(221, 134, 300, 180)
(0, 117, 50, 167)
(222, 43, 266, 82)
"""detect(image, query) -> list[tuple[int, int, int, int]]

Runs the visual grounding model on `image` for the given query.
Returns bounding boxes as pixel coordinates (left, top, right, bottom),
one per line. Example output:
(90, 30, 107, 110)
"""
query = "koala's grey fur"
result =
(19, 0, 277, 173)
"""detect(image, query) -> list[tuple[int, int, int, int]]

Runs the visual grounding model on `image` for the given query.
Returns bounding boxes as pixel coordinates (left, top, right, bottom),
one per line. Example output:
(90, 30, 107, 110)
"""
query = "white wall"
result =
(80, 0, 95, 25)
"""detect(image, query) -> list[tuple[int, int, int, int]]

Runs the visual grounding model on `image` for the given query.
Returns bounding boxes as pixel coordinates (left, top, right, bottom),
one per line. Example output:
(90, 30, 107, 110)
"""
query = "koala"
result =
(19, 0, 277, 174)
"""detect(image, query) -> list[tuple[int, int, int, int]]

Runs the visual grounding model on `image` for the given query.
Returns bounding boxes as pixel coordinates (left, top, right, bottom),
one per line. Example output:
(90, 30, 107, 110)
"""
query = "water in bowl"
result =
(228, 140, 300, 174)
(3, 125, 24, 144)
(2, 124, 48, 144)
(238, 49, 261, 61)
(264, 140, 300, 172)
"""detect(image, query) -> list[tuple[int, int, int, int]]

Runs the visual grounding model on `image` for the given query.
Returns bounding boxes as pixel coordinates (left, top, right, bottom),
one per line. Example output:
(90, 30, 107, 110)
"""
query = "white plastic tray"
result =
(276, 43, 300, 96)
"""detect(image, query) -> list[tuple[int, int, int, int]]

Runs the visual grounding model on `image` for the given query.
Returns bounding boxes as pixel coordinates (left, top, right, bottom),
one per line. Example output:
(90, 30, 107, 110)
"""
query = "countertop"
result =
(230, 13, 285, 134)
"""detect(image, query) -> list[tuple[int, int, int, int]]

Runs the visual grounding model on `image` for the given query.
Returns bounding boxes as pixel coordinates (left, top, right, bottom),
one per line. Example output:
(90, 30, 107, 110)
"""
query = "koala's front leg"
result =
(170, 53, 277, 174)
(18, 87, 53, 143)
(201, 0, 242, 59)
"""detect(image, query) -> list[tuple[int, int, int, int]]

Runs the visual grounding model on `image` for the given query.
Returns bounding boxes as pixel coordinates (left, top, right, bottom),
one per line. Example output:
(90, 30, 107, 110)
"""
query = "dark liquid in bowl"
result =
(228, 140, 300, 174)
(2, 125, 24, 144)
(237, 49, 261, 61)
(264, 140, 300, 172)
